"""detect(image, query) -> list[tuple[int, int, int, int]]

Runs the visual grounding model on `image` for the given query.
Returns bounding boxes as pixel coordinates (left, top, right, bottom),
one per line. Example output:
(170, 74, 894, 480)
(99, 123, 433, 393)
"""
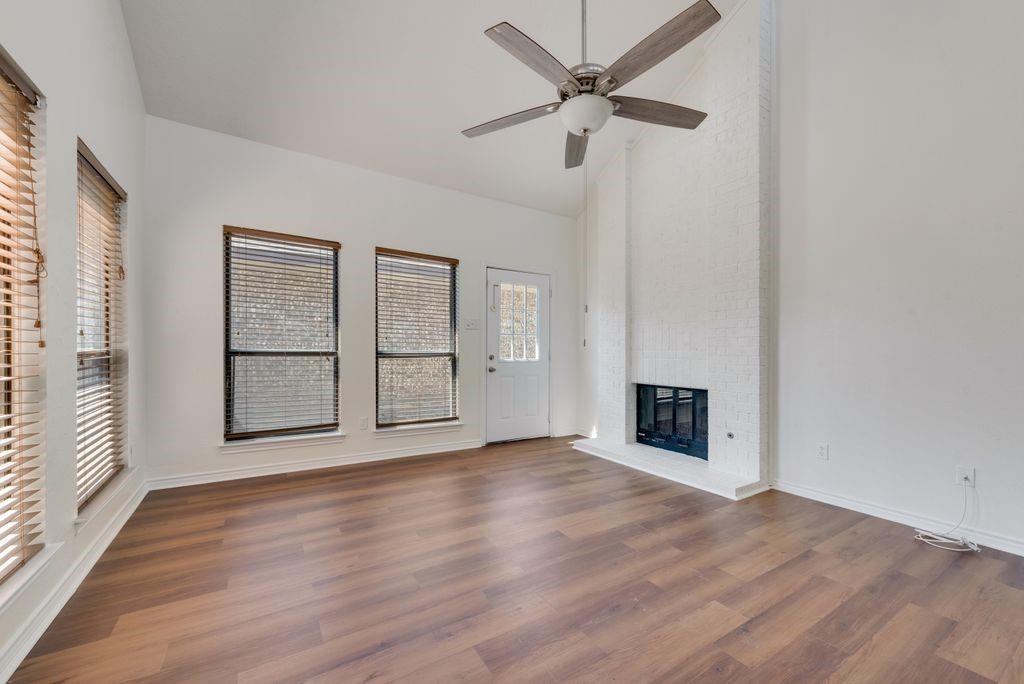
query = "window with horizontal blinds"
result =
(375, 248, 458, 427)
(76, 149, 126, 509)
(0, 65, 45, 584)
(224, 226, 340, 440)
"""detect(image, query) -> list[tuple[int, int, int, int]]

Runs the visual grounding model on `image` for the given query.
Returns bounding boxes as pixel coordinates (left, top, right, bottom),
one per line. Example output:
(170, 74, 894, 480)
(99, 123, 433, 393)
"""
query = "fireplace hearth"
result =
(636, 384, 708, 460)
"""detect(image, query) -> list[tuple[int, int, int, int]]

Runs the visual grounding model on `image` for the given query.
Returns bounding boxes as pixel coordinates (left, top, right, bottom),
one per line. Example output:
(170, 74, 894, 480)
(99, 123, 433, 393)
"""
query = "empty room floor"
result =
(14, 438, 1024, 682)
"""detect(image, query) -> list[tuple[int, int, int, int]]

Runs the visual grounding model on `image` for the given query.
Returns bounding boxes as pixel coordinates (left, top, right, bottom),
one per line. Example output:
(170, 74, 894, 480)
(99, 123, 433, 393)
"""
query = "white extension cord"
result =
(913, 478, 980, 553)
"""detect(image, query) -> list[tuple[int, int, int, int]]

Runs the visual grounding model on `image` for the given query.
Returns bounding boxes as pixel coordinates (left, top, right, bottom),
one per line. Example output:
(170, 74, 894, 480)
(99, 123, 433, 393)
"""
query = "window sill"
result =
(373, 421, 463, 438)
(74, 465, 139, 529)
(0, 542, 62, 612)
(219, 429, 347, 454)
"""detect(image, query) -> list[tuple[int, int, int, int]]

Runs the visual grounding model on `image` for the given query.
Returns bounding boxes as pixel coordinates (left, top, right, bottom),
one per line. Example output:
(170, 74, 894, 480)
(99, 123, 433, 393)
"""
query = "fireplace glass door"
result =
(636, 385, 708, 459)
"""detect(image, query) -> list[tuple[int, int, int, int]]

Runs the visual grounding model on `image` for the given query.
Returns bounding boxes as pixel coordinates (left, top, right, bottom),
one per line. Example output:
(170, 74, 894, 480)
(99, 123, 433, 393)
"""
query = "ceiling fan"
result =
(461, 0, 721, 169)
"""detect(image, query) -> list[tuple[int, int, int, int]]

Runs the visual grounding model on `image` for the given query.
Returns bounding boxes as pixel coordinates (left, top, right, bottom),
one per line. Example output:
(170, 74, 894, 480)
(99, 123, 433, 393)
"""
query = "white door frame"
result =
(481, 264, 553, 444)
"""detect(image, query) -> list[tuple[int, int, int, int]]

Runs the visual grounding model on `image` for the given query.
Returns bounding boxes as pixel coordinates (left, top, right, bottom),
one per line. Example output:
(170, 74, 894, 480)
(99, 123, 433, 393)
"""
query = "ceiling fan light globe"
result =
(559, 94, 614, 136)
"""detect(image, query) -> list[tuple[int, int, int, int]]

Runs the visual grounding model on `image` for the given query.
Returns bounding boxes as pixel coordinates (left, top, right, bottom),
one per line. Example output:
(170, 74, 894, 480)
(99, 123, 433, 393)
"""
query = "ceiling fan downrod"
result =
(581, 0, 587, 64)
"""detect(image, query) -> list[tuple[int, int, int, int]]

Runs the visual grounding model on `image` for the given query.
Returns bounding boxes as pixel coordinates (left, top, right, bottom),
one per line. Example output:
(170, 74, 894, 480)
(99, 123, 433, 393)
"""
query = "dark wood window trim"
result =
(375, 247, 459, 428)
(224, 224, 340, 251)
(223, 226, 340, 441)
(375, 246, 459, 266)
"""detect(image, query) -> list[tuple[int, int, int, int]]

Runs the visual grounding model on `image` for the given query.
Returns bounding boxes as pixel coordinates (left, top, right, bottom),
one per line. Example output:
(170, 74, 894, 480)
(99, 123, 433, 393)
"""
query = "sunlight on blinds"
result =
(76, 151, 126, 509)
(0, 67, 45, 583)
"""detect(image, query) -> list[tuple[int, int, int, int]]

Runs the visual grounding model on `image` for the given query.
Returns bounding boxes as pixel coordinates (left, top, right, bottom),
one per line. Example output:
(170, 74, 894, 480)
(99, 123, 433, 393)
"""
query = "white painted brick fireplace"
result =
(575, 0, 772, 500)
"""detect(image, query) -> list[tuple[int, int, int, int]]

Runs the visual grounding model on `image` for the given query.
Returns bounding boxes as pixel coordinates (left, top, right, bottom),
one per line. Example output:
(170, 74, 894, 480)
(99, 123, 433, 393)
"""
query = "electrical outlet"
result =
(815, 443, 830, 461)
(955, 466, 975, 487)
(359, 417, 368, 430)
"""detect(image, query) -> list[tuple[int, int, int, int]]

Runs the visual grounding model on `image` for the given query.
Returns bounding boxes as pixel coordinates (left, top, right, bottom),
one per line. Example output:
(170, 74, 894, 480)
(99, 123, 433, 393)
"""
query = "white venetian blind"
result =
(0, 65, 45, 583)
(76, 149, 126, 509)
(224, 227, 340, 440)
(375, 248, 458, 427)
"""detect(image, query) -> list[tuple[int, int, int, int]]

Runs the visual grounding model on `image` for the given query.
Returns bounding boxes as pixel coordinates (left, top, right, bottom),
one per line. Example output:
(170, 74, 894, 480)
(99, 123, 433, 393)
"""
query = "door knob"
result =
(488, 354, 495, 361)
(488, 366, 496, 372)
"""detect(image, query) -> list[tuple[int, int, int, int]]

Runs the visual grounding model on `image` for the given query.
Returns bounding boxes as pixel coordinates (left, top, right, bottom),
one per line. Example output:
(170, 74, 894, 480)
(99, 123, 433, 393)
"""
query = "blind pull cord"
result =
(29, 137, 45, 347)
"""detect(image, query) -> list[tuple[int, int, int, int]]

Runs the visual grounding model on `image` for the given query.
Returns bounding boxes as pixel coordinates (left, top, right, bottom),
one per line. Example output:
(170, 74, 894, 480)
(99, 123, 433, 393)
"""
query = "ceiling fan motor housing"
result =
(560, 63, 608, 99)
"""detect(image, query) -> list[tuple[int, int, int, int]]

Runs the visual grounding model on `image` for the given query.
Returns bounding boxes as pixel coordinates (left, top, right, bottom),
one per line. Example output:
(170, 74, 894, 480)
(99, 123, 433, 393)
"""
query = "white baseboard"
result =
(0, 477, 148, 682)
(773, 479, 1024, 558)
(147, 438, 483, 490)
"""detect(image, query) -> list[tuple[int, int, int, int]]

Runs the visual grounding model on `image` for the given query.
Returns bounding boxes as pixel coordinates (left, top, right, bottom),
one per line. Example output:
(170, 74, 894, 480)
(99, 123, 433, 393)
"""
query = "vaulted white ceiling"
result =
(121, 0, 736, 217)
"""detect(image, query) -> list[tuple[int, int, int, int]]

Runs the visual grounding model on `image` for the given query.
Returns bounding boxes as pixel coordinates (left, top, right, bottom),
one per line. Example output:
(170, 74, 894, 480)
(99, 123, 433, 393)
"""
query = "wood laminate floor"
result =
(13, 437, 1024, 682)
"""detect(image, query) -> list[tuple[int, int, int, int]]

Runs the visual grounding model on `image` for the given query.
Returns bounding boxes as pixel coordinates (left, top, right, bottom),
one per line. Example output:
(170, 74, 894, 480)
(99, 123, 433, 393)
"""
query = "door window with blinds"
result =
(76, 145, 127, 509)
(0, 62, 45, 583)
(224, 227, 339, 440)
(375, 248, 458, 427)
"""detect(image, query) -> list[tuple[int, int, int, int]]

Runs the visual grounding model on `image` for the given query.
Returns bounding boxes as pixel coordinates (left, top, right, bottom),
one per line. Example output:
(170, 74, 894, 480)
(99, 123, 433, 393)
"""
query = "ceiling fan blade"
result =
(486, 22, 581, 89)
(597, 0, 721, 92)
(565, 132, 588, 169)
(462, 102, 561, 138)
(609, 96, 707, 129)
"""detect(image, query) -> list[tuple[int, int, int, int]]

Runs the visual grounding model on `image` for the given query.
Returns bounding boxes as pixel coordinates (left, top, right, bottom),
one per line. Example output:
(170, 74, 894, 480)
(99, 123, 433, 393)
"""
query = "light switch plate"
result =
(463, 318, 480, 331)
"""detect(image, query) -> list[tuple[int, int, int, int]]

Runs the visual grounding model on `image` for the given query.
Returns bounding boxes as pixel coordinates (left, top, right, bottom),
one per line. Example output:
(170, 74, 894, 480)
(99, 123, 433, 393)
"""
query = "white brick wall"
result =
(757, 0, 773, 483)
(595, 153, 630, 444)
(584, 0, 771, 483)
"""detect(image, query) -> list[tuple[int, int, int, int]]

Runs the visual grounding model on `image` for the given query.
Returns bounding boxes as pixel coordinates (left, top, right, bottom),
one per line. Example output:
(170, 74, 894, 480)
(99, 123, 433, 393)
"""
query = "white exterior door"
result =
(486, 268, 550, 443)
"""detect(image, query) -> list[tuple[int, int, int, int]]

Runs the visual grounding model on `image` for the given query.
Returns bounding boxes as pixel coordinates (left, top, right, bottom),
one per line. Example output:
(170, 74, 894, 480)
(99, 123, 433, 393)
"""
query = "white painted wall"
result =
(0, 0, 148, 675)
(142, 117, 578, 482)
(774, 0, 1024, 549)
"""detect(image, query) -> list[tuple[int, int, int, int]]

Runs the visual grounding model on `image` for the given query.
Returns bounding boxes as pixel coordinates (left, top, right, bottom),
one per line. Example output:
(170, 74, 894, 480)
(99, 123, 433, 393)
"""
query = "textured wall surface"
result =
(595, 154, 630, 444)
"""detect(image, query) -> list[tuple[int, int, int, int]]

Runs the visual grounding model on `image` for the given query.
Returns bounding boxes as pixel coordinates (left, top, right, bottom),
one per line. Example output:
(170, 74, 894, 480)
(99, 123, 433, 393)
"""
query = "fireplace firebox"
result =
(636, 385, 708, 460)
